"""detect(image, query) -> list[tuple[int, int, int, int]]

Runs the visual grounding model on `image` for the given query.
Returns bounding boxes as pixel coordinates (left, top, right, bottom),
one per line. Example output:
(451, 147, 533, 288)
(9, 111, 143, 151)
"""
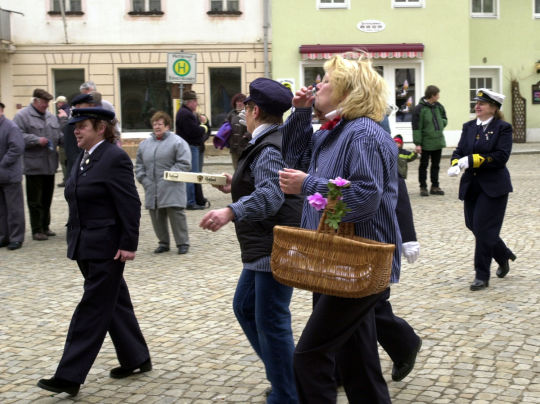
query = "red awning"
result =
(299, 43, 424, 60)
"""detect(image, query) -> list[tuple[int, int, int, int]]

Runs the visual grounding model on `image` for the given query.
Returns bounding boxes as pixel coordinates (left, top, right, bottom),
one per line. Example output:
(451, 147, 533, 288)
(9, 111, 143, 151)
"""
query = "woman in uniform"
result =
(448, 88, 516, 291)
(37, 107, 151, 396)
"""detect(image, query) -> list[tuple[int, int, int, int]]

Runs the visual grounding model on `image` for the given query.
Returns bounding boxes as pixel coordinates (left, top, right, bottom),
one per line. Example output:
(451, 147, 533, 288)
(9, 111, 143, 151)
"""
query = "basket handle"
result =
(316, 199, 355, 237)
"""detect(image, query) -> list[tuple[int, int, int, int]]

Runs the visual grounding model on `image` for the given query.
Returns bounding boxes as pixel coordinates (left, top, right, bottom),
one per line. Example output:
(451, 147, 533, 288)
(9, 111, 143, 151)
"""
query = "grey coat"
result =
(135, 131, 191, 209)
(12, 104, 64, 175)
(0, 116, 24, 184)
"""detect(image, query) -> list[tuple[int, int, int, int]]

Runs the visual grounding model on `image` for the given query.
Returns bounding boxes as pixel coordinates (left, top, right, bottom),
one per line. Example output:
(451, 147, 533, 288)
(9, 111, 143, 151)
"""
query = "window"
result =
(471, 0, 498, 17)
(129, 0, 163, 15)
(318, 0, 349, 9)
(535, 0, 540, 18)
(53, 69, 85, 105)
(209, 67, 241, 128)
(392, 0, 424, 8)
(119, 69, 172, 131)
(469, 68, 503, 114)
(209, 0, 241, 14)
(394, 68, 416, 122)
(50, 0, 82, 14)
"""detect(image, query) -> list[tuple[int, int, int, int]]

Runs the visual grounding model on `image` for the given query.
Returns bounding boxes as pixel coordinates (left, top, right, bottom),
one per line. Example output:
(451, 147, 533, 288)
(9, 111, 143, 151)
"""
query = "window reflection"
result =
(395, 68, 415, 122)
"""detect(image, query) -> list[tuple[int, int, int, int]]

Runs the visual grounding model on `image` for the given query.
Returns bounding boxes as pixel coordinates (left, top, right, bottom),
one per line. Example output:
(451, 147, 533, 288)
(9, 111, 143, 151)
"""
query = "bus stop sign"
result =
(167, 52, 197, 83)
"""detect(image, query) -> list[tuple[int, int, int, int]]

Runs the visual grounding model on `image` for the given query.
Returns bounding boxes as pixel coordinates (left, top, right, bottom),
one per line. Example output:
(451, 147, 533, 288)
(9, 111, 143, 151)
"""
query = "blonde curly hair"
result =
(324, 55, 389, 122)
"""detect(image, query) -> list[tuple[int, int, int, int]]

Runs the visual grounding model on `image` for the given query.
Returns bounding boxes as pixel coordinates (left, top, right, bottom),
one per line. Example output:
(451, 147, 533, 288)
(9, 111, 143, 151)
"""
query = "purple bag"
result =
(213, 121, 232, 149)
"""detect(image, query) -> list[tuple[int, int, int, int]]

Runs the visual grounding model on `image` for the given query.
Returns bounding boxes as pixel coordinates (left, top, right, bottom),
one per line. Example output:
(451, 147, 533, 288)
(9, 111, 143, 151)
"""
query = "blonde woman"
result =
(279, 56, 399, 403)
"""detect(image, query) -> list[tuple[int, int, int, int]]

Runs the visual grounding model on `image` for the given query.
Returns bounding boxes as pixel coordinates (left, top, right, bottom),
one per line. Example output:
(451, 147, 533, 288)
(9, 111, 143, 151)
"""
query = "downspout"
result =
(58, 0, 69, 44)
(263, 0, 269, 78)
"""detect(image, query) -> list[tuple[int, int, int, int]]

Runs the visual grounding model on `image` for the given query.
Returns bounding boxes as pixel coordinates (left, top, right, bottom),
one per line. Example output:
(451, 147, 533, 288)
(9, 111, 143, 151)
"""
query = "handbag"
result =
(213, 121, 232, 149)
(271, 200, 395, 298)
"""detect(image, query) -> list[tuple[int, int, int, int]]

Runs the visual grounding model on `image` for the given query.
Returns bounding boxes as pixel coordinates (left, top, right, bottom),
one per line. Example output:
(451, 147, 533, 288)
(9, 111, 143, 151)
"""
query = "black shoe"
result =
(420, 187, 429, 197)
(45, 230, 56, 237)
(154, 246, 170, 254)
(496, 252, 516, 278)
(110, 358, 152, 379)
(7, 241, 22, 250)
(177, 245, 189, 254)
(32, 232, 48, 241)
(0, 240, 8, 248)
(186, 204, 205, 210)
(37, 377, 80, 396)
(470, 278, 489, 291)
(392, 337, 422, 382)
(57, 182, 65, 188)
(430, 186, 445, 195)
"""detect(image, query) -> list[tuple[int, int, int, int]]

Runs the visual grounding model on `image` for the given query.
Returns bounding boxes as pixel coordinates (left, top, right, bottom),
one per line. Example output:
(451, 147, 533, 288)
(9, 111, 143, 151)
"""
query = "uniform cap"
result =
(244, 78, 292, 116)
(68, 107, 115, 124)
(474, 88, 505, 108)
(71, 93, 95, 107)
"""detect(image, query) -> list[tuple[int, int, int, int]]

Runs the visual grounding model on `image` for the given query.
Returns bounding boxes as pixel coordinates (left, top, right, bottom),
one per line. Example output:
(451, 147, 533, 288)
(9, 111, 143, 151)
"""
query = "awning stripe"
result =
(300, 43, 424, 60)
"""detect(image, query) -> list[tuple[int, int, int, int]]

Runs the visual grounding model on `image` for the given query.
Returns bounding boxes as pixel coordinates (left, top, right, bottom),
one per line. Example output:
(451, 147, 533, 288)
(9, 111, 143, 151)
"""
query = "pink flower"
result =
(307, 193, 327, 211)
(329, 177, 350, 187)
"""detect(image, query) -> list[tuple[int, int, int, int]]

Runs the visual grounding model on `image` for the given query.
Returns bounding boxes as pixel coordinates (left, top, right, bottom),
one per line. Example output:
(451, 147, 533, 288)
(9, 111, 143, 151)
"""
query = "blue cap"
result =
(70, 93, 95, 107)
(244, 78, 292, 116)
(68, 107, 115, 124)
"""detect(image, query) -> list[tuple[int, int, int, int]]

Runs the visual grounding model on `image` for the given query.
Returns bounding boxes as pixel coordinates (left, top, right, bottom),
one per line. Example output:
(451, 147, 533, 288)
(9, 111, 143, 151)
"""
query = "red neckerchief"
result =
(320, 116, 341, 130)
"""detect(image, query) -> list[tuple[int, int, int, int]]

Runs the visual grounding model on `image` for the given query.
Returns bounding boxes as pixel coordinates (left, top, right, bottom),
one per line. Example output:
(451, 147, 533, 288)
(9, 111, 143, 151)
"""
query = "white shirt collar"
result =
(250, 123, 273, 142)
(476, 117, 493, 126)
(86, 139, 105, 155)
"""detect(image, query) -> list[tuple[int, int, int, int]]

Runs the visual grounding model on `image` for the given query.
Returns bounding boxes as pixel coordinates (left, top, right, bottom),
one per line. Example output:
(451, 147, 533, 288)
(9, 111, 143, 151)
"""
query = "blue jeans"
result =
(186, 145, 200, 206)
(233, 269, 298, 404)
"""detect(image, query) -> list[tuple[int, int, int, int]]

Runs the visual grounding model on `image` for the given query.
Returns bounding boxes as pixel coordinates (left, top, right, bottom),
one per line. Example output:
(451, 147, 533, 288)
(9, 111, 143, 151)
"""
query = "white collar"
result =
(250, 123, 273, 141)
(476, 117, 493, 126)
(86, 139, 105, 155)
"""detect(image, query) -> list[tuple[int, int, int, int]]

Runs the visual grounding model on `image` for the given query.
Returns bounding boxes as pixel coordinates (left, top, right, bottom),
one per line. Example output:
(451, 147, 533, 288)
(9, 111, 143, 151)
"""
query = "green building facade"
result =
(271, 0, 540, 145)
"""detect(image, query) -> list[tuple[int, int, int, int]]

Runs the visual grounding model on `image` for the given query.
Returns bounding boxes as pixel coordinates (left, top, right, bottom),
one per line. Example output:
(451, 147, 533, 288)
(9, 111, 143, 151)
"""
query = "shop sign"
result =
(357, 20, 385, 33)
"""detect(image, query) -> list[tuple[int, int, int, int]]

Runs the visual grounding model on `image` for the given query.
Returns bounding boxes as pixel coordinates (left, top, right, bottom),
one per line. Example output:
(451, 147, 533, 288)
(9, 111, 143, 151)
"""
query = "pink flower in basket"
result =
(309, 177, 351, 230)
(307, 192, 327, 211)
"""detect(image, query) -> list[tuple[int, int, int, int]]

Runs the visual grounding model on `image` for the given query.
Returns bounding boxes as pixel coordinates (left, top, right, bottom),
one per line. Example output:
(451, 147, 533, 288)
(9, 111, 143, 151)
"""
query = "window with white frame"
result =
(50, 0, 82, 13)
(210, 0, 240, 12)
(535, 0, 540, 18)
(318, 0, 349, 9)
(469, 68, 501, 113)
(131, 0, 162, 13)
(471, 0, 498, 18)
(392, 0, 424, 8)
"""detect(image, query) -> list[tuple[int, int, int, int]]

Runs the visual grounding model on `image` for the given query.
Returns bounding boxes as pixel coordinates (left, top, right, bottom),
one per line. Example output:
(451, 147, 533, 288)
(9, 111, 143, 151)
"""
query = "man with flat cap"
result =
(37, 107, 150, 397)
(200, 78, 301, 403)
(13, 88, 66, 241)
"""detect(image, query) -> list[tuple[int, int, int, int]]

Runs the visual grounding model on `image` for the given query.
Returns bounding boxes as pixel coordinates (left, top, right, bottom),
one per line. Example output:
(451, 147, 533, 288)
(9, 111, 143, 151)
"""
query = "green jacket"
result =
(412, 99, 447, 150)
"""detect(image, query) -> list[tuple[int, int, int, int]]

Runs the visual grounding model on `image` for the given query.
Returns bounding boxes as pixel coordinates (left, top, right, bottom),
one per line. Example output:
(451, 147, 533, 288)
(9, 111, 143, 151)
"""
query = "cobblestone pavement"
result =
(1, 151, 539, 404)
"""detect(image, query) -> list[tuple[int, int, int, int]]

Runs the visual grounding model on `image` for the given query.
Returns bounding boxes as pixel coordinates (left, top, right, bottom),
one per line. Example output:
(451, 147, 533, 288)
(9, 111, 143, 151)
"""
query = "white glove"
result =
(402, 241, 420, 264)
(238, 109, 247, 126)
(447, 165, 461, 177)
(457, 156, 469, 169)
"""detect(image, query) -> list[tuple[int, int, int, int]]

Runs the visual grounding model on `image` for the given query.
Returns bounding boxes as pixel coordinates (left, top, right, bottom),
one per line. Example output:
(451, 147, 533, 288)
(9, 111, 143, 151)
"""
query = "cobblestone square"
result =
(1, 149, 539, 403)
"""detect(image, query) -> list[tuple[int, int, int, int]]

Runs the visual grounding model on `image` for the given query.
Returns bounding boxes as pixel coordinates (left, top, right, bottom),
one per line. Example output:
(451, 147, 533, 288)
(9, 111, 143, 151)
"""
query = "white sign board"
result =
(357, 20, 386, 33)
(167, 52, 197, 83)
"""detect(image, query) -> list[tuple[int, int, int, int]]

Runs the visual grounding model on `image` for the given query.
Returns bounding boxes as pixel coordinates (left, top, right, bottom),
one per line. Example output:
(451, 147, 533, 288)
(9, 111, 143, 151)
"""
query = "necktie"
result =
(80, 151, 90, 169)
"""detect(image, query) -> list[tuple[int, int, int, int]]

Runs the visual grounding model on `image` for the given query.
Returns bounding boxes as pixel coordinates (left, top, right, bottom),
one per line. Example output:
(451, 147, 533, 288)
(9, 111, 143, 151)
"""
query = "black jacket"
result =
(231, 128, 302, 263)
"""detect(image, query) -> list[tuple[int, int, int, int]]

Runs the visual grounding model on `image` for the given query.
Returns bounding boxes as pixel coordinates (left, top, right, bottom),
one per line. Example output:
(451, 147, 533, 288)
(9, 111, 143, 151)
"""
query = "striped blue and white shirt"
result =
(281, 108, 402, 282)
(228, 123, 287, 272)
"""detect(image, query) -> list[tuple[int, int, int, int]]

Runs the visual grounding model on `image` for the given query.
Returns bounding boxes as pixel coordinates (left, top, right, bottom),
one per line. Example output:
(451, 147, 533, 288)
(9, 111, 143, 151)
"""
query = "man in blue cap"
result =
(200, 78, 301, 403)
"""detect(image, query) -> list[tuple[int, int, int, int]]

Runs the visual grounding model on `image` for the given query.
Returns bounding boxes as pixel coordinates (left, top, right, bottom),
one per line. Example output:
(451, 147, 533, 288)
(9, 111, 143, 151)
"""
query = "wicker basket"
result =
(271, 205, 395, 298)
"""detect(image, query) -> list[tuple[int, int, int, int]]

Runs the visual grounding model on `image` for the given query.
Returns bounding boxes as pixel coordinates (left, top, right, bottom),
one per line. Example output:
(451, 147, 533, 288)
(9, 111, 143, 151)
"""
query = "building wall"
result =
(272, 0, 540, 145)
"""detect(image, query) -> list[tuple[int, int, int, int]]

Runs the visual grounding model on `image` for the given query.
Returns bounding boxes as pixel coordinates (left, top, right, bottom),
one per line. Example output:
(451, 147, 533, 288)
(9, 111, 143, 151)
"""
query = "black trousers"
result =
(55, 259, 150, 384)
(0, 182, 25, 243)
(418, 149, 442, 189)
(375, 288, 420, 364)
(464, 182, 512, 281)
(295, 292, 390, 404)
(25, 174, 55, 234)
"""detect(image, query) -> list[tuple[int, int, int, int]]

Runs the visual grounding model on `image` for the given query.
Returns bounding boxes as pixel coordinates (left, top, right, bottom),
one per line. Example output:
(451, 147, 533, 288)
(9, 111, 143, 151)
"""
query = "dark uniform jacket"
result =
(451, 118, 513, 201)
(65, 141, 141, 260)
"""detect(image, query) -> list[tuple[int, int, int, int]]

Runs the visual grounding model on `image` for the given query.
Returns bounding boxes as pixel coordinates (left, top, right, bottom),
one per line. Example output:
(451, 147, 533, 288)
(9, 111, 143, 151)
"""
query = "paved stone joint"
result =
(0, 152, 539, 403)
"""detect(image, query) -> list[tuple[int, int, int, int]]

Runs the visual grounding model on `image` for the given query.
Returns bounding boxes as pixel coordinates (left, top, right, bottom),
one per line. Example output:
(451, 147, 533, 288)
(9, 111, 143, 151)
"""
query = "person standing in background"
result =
(226, 93, 251, 170)
(55, 96, 70, 187)
(175, 90, 209, 210)
(13, 88, 65, 241)
(412, 85, 447, 197)
(0, 102, 25, 250)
